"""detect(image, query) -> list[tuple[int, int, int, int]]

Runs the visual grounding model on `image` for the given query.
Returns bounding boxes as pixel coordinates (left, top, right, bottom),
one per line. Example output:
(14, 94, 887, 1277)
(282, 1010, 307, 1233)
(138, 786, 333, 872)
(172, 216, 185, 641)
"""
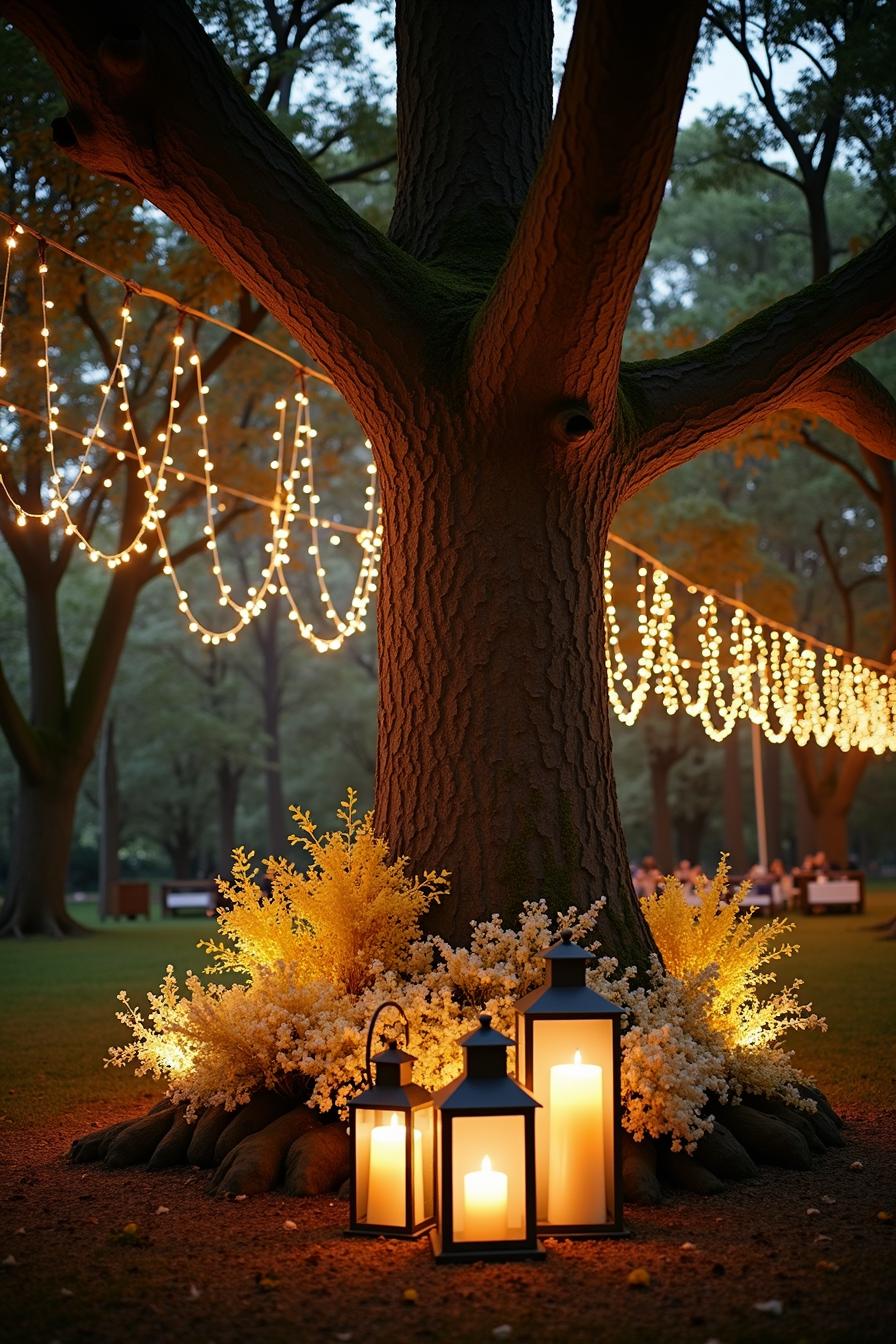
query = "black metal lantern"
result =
(431, 1012, 544, 1263)
(514, 930, 626, 1238)
(346, 1001, 435, 1239)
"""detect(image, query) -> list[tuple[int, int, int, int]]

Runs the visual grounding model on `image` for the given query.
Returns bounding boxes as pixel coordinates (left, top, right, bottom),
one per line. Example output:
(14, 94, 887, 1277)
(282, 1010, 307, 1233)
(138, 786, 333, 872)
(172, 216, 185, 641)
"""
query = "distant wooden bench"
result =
(161, 880, 216, 917)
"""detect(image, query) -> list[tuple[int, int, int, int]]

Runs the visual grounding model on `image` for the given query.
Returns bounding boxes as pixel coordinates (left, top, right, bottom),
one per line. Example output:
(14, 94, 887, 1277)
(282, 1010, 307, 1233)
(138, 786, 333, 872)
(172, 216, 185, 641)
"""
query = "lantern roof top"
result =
(514, 980, 624, 1016)
(540, 927, 595, 963)
(371, 1041, 416, 1068)
(435, 1014, 540, 1110)
(459, 1012, 514, 1051)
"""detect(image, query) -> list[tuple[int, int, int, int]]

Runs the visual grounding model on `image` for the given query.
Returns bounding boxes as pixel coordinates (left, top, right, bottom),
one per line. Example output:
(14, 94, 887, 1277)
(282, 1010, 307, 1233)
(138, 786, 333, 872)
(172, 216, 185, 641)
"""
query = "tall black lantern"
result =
(431, 1013, 544, 1263)
(346, 1001, 435, 1239)
(514, 930, 626, 1238)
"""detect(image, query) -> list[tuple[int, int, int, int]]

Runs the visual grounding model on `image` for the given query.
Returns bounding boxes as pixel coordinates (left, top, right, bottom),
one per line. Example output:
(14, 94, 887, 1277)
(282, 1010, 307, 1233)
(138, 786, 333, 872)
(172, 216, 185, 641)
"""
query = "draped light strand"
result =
(0, 221, 382, 650)
(603, 550, 896, 755)
(0, 216, 892, 752)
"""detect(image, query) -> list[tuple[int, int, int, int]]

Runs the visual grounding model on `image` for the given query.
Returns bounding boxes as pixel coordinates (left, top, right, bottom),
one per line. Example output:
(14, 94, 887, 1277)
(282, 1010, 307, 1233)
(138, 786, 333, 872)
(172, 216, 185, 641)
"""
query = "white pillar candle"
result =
(547, 1051, 606, 1226)
(366, 1112, 423, 1226)
(463, 1154, 509, 1240)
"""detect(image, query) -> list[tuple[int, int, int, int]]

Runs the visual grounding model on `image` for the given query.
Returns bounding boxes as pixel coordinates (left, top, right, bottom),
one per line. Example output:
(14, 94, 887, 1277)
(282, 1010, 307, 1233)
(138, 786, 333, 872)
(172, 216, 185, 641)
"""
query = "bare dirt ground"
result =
(1, 1096, 894, 1344)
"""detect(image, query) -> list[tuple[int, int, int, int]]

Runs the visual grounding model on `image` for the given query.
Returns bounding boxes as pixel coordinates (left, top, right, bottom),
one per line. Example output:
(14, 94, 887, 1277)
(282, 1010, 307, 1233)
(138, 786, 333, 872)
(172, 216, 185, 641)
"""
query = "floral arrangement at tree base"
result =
(71, 792, 843, 1200)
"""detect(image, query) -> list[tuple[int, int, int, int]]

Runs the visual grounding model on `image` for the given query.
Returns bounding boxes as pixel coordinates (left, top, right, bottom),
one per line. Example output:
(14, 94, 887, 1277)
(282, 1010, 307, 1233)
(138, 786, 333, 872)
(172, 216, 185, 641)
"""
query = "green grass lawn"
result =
(1, 889, 894, 1129)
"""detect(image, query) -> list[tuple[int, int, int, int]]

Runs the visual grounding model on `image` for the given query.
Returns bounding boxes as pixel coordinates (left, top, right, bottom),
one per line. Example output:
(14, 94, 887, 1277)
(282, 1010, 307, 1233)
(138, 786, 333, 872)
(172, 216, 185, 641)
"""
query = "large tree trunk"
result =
(1, 772, 85, 936)
(373, 416, 653, 966)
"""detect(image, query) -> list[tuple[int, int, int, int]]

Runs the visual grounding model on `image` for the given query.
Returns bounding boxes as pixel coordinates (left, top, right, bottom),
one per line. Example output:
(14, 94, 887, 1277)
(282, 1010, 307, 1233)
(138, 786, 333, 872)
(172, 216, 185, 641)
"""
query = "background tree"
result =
(0, 3, 394, 934)
(4, 0, 896, 960)
(688, 1, 896, 855)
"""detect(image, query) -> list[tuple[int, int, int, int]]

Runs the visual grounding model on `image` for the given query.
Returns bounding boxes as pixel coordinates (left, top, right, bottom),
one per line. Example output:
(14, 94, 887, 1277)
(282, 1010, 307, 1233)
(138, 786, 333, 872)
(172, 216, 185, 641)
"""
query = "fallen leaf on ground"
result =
(877, 1211, 893, 1224)
(627, 1268, 650, 1288)
(806, 1207, 821, 1216)
(402, 1288, 418, 1306)
(189, 1285, 201, 1300)
(821, 1196, 836, 1205)
(155, 1206, 169, 1215)
(680, 1241, 697, 1250)
(492, 1327, 512, 1340)
(3, 1255, 16, 1267)
(754, 1300, 783, 1316)
(849, 1161, 864, 1172)
(816, 1259, 840, 1272)
(283, 1219, 297, 1231)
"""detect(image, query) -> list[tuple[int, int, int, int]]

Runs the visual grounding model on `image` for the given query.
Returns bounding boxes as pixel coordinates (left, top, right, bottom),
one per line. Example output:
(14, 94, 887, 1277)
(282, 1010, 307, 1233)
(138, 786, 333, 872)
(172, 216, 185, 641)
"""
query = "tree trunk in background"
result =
(216, 758, 242, 876)
(764, 738, 782, 862)
(255, 599, 287, 859)
(723, 727, 746, 872)
(796, 764, 816, 860)
(814, 803, 850, 869)
(374, 416, 653, 967)
(1, 773, 84, 936)
(97, 714, 120, 918)
(676, 811, 708, 866)
(647, 752, 675, 872)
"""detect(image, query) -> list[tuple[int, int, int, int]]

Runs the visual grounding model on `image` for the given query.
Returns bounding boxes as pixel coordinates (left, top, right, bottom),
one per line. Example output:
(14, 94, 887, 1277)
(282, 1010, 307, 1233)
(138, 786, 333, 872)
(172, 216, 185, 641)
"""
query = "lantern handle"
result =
(363, 1000, 410, 1085)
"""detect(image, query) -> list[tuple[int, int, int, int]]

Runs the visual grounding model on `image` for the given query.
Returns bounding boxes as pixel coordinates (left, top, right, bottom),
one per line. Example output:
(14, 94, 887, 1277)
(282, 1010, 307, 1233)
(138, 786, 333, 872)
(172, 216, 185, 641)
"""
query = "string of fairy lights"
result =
(0, 219, 381, 652)
(0, 215, 893, 753)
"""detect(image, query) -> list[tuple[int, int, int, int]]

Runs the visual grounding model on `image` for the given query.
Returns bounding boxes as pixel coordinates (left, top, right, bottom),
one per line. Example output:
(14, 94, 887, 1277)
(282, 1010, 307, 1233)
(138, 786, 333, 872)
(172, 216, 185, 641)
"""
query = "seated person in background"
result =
(769, 856, 794, 905)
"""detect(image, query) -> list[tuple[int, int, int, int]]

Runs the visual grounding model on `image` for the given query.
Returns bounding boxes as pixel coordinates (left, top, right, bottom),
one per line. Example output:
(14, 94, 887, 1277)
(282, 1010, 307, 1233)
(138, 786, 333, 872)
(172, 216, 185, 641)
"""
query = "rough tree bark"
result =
(4, 0, 896, 957)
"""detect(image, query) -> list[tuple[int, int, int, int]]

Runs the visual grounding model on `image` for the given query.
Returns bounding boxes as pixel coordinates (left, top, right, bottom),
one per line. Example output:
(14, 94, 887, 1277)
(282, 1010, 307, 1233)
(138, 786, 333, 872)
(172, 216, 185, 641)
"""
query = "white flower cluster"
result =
(110, 891, 816, 1153)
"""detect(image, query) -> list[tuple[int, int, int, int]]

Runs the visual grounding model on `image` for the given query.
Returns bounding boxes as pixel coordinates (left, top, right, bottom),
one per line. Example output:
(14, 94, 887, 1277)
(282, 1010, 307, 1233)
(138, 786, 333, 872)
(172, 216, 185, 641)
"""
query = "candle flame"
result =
(574, 1050, 582, 1066)
(481, 1155, 492, 1173)
(389, 1112, 399, 1128)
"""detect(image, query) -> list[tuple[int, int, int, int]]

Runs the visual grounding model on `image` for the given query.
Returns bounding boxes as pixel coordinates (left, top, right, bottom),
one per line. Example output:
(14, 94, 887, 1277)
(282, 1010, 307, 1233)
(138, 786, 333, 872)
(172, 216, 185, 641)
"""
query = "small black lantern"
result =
(514, 930, 626, 1238)
(431, 1013, 544, 1262)
(347, 1001, 435, 1239)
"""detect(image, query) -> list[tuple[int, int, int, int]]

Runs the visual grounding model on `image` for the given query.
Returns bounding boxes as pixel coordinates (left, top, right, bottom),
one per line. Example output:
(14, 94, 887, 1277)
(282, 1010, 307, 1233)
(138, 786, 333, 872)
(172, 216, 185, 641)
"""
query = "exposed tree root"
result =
(621, 1134, 661, 1205)
(69, 1089, 846, 1206)
(213, 1091, 298, 1164)
(658, 1147, 724, 1195)
(186, 1104, 231, 1167)
(693, 1121, 758, 1181)
(284, 1124, 350, 1196)
(0, 906, 90, 938)
(210, 1108, 320, 1197)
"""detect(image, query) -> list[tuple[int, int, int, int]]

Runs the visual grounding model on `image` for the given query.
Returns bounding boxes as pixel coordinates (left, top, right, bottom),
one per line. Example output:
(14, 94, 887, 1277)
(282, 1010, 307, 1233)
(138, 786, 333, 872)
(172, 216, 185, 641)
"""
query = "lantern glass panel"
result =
(416, 1106, 435, 1223)
(531, 1018, 615, 1225)
(449, 1114, 527, 1242)
(354, 1107, 431, 1229)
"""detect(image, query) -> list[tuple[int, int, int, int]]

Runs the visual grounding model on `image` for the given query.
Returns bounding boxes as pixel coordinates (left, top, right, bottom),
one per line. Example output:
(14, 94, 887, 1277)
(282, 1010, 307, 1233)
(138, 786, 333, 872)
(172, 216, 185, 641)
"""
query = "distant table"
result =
(161, 880, 216, 916)
(794, 872, 865, 914)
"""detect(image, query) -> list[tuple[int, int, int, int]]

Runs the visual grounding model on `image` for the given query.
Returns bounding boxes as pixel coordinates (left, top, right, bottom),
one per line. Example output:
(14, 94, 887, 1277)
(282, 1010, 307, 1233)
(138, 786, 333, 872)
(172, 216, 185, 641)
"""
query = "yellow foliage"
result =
(205, 790, 449, 996)
(641, 857, 825, 1104)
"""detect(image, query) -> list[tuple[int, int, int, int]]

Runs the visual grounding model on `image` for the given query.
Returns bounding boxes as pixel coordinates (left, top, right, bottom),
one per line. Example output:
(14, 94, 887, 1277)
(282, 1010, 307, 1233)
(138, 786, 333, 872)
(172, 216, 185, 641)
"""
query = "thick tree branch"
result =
(1, 0, 441, 427)
(0, 654, 43, 780)
(389, 0, 552, 272)
(472, 0, 705, 415)
(790, 360, 896, 465)
(625, 226, 896, 492)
